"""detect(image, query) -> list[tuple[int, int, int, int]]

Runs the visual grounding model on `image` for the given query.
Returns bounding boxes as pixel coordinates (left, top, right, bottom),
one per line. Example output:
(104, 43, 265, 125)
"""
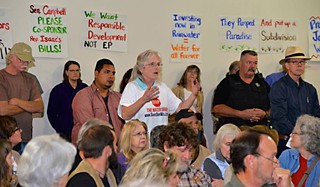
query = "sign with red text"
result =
(260, 18, 297, 53)
(82, 10, 127, 52)
(0, 8, 13, 62)
(170, 13, 202, 63)
(28, 4, 68, 58)
(219, 17, 259, 52)
(308, 16, 320, 60)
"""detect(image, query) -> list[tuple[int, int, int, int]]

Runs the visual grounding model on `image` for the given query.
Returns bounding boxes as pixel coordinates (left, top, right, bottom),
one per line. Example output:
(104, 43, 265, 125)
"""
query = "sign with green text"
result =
(28, 4, 68, 58)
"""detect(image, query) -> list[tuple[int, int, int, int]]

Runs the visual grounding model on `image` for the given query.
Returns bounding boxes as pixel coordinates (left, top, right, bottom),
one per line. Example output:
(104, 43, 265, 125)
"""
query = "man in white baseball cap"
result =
(269, 46, 320, 157)
(0, 42, 43, 141)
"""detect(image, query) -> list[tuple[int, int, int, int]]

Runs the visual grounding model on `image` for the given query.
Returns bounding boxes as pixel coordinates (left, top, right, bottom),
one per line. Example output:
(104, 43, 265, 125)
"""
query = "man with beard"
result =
(212, 50, 270, 128)
(72, 59, 124, 145)
(159, 122, 211, 187)
(67, 124, 118, 187)
(225, 129, 291, 187)
(0, 42, 44, 141)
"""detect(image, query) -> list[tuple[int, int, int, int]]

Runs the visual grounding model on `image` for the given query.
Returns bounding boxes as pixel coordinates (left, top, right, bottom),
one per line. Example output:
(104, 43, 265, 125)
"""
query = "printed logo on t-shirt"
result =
(151, 98, 161, 107)
(145, 107, 169, 117)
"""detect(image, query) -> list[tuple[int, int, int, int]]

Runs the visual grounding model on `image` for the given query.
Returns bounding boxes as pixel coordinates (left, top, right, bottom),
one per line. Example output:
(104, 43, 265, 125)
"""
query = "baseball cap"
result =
(175, 109, 203, 122)
(10, 42, 35, 67)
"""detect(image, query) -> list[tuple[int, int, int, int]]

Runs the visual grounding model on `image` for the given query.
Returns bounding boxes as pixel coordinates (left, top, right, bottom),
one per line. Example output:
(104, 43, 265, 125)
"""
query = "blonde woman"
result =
(118, 119, 149, 171)
(121, 148, 180, 187)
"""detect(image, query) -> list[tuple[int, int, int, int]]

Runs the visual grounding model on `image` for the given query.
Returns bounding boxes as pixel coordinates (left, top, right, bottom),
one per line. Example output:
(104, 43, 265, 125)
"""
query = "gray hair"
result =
(130, 49, 162, 81)
(17, 134, 76, 187)
(240, 50, 257, 61)
(294, 114, 320, 155)
(77, 118, 113, 146)
(213, 123, 241, 151)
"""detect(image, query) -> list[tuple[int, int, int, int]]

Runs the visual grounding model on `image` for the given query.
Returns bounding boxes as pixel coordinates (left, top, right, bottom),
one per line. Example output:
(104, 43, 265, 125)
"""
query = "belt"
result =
(278, 134, 290, 141)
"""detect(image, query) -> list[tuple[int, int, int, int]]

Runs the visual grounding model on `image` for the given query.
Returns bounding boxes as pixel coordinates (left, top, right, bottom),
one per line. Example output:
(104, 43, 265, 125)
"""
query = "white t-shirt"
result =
(183, 88, 197, 112)
(118, 79, 181, 132)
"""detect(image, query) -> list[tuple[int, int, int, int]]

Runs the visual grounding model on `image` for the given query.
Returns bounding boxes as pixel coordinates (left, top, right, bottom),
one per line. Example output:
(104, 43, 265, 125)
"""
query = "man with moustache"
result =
(72, 59, 124, 145)
(212, 50, 270, 128)
(269, 46, 320, 156)
(67, 124, 118, 187)
(225, 129, 291, 187)
(159, 122, 211, 187)
(0, 42, 44, 141)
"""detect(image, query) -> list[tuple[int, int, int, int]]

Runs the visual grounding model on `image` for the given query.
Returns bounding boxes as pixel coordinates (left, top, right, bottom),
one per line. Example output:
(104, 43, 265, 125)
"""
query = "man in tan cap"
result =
(269, 46, 320, 157)
(0, 42, 44, 141)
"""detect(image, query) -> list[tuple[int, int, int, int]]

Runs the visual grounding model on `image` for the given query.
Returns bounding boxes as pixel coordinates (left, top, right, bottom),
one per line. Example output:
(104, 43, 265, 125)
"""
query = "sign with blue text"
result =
(170, 13, 202, 63)
(308, 16, 320, 60)
(219, 17, 258, 52)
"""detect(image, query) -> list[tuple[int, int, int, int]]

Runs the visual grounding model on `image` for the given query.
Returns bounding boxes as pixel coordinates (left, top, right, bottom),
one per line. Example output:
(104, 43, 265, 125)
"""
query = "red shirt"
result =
(291, 155, 308, 187)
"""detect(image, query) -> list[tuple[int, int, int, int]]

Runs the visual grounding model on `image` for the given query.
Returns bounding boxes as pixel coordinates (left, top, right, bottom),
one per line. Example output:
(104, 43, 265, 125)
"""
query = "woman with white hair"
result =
(202, 124, 241, 186)
(279, 114, 320, 187)
(17, 134, 76, 187)
(118, 49, 200, 132)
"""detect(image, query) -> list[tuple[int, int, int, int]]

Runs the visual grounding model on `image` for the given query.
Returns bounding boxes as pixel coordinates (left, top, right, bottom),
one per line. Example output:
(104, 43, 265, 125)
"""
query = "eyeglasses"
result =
(145, 62, 163, 67)
(256, 153, 279, 165)
(132, 131, 147, 137)
(68, 69, 80, 73)
(291, 131, 303, 135)
(12, 127, 21, 134)
(287, 60, 306, 65)
(18, 58, 30, 65)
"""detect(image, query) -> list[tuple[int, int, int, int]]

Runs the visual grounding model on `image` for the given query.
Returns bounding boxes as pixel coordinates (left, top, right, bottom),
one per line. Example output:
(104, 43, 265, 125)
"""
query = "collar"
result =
(216, 149, 230, 164)
(92, 81, 113, 93)
(135, 77, 156, 90)
(284, 74, 304, 87)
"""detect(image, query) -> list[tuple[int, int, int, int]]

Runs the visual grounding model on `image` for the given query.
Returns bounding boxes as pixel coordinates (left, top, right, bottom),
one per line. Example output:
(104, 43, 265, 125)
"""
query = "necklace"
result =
(94, 168, 106, 178)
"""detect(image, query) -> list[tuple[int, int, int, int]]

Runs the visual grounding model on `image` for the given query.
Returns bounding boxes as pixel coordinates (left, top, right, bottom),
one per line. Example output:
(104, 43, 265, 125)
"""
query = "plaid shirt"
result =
(178, 165, 211, 187)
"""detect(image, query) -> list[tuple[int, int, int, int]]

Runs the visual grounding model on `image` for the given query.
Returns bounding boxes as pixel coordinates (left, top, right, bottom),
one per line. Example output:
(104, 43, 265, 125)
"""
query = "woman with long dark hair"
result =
(47, 60, 88, 141)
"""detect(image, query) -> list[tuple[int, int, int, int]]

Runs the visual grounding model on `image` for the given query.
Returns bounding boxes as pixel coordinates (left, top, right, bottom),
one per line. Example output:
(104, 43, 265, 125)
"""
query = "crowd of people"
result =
(0, 42, 319, 187)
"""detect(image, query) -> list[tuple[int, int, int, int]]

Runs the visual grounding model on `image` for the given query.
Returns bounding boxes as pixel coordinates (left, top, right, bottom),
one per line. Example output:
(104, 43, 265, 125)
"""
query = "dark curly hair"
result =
(159, 122, 199, 151)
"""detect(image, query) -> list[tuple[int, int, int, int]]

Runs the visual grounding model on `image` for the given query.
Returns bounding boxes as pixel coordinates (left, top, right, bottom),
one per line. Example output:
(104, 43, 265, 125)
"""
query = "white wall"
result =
(1, 0, 319, 150)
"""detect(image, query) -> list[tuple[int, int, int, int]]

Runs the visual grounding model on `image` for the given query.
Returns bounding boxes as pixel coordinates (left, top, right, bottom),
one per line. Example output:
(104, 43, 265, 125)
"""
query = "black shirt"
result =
(67, 172, 110, 187)
(212, 72, 270, 127)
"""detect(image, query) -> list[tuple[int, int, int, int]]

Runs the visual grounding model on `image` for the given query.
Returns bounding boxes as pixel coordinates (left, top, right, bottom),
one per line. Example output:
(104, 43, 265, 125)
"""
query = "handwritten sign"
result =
(170, 14, 202, 63)
(28, 4, 68, 58)
(219, 17, 258, 52)
(82, 10, 127, 52)
(0, 8, 13, 62)
(308, 16, 320, 60)
(260, 18, 297, 53)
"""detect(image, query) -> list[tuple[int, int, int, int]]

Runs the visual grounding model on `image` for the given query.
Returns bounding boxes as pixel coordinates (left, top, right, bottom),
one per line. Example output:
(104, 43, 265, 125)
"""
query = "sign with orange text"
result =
(308, 16, 320, 60)
(82, 10, 127, 52)
(28, 4, 68, 58)
(219, 17, 259, 52)
(170, 13, 202, 63)
(259, 18, 297, 53)
(0, 8, 13, 62)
